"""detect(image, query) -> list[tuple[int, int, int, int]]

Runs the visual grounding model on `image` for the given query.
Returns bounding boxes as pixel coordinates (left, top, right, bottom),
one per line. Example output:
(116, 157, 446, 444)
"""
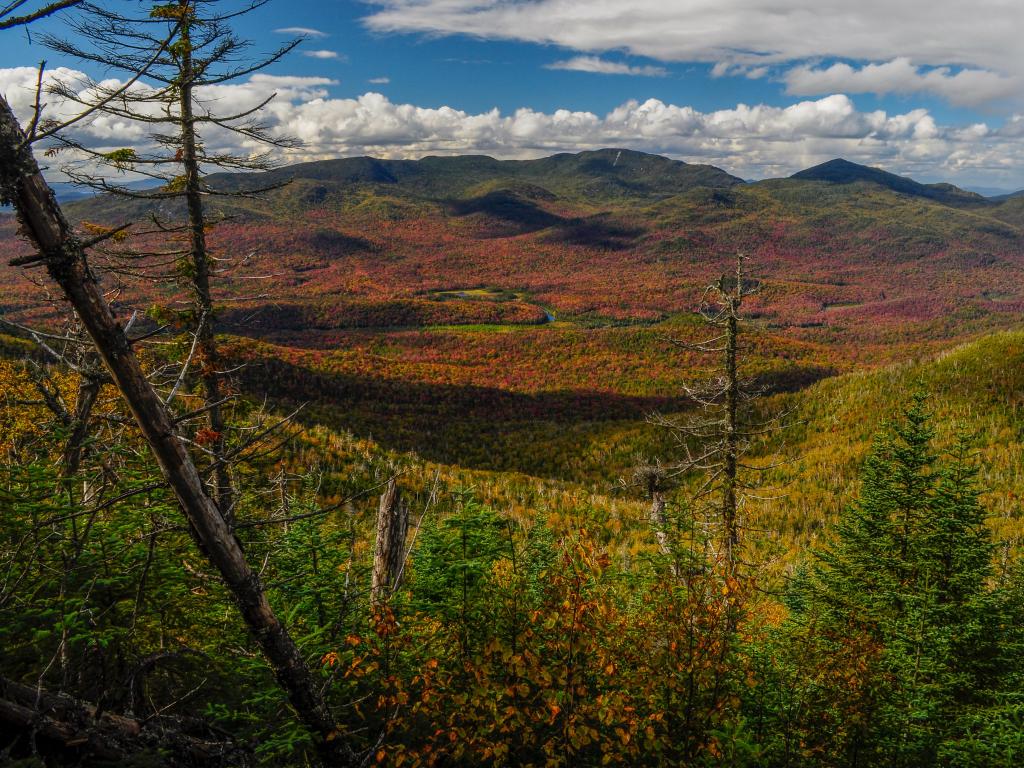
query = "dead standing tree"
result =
(370, 478, 410, 606)
(630, 459, 679, 576)
(42, 0, 303, 529)
(648, 255, 781, 583)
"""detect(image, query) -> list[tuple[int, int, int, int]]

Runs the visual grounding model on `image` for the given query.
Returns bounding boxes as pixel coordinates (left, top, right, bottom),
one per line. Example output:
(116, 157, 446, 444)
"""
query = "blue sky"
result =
(2, 0, 1023, 189)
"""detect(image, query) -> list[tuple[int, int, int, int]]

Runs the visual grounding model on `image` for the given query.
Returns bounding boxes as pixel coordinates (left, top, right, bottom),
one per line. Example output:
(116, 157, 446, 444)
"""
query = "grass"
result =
(427, 287, 528, 302)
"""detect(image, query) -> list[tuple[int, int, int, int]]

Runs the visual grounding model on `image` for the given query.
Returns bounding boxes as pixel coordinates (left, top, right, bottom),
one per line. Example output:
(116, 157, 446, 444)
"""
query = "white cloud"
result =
(3, 66, 1024, 187)
(0, 67, 338, 160)
(362, 0, 1024, 107)
(546, 56, 667, 77)
(784, 58, 1018, 108)
(368, 77, 391, 84)
(303, 50, 342, 60)
(274, 26, 328, 38)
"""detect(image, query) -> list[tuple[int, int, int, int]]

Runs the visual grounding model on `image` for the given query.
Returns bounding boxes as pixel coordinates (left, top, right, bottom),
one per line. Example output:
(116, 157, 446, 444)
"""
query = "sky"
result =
(2, 0, 1024, 191)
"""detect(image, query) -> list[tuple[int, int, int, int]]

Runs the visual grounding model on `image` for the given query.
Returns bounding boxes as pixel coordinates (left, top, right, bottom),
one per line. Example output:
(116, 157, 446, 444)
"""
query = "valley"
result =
(4, 149, 1022, 492)
(3, 146, 1024, 766)
(5, 0, 1024, 759)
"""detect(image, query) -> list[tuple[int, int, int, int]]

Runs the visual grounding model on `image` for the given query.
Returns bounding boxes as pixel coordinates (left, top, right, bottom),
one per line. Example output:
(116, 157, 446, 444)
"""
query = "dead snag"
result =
(371, 478, 410, 605)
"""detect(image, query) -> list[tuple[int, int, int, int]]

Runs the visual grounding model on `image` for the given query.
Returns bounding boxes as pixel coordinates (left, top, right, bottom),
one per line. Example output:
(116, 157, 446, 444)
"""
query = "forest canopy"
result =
(0, 2, 1023, 766)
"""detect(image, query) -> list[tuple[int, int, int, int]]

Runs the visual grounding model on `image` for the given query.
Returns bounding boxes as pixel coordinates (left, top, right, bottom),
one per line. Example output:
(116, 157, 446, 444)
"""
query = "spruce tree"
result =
(792, 394, 1002, 767)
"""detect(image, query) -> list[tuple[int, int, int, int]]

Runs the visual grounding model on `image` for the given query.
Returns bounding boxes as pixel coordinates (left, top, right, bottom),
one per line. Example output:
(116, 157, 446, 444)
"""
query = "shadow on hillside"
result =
(445, 191, 643, 249)
(543, 214, 644, 250)
(303, 228, 378, 255)
(447, 190, 565, 235)
(234, 352, 836, 480)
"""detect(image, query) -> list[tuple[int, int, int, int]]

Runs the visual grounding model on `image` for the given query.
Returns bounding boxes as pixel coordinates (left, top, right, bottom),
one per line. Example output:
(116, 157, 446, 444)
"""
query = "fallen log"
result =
(0, 676, 250, 766)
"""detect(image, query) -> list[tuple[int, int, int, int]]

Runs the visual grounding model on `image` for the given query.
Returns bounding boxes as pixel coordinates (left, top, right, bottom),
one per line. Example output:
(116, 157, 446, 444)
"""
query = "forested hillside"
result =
(1, 1, 1023, 765)
(4, 324, 1024, 766)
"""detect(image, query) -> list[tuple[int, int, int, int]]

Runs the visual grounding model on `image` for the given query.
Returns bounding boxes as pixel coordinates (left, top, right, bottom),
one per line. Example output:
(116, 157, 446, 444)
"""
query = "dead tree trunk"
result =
(722, 292, 740, 573)
(62, 376, 100, 478)
(0, 96, 350, 767)
(178, 16, 235, 529)
(371, 478, 409, 605)
(648, 490, 674, 558)
(634, 463, 677, 576)
(0, 675, 247, 765)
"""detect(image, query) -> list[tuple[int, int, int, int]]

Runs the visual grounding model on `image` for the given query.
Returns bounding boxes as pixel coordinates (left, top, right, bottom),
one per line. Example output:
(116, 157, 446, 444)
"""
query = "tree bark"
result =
(62, 376, 99, 478)
(0, 95, 351, 766)
(648, 490, 678, 569)
(723, 303, 739, 571)
(371, 478, 409, 605)
(178, 7, 235, 528)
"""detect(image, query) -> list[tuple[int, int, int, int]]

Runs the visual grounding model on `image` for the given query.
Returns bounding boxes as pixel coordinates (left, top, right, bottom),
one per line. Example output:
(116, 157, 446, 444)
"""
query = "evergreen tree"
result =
(787, 394, 1004, 767)
(410, 490, 508, 656)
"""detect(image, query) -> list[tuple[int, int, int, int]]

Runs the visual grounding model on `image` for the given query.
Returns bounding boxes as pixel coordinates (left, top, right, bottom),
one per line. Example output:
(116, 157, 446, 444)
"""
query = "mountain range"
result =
(2, 147, 1024, 481)
(35, 148, 1020, 204)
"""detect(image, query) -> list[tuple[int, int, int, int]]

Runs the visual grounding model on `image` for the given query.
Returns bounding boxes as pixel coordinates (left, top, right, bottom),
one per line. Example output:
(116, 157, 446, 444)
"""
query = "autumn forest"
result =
(2, 2, 1024, 767)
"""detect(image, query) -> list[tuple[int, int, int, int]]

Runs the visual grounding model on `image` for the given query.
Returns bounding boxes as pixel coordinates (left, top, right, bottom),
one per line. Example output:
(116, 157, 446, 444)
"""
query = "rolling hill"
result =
(204, 147, 745, 200)
(2, 149, 1023, 493)
(4, 145, 1024, 766)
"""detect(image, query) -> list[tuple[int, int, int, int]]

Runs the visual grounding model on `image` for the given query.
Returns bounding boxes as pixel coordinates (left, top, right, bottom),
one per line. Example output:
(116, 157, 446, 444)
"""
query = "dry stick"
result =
(23, 61, 45, 143)
(165, 312, 205, 406)
(0, 95, 352, 767)
(0, 0, 82, 30)
(392, 469, 440, 591)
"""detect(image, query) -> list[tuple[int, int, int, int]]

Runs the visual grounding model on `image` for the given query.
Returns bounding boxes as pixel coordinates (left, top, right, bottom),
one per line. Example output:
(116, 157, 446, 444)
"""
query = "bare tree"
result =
(41, 0, 303, 528)
(648, 255, 782, 579)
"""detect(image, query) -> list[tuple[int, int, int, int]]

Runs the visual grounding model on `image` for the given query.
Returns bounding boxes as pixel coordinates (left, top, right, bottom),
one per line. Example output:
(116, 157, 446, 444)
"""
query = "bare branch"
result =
(0, 0, 81, 30)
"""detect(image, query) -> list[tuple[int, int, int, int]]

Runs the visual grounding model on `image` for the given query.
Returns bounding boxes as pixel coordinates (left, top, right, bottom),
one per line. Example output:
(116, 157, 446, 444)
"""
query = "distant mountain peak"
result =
(802, 158, 867, 173)
(792, 158, 910, 185)
(791, 158, 985, 206)
(578, 147, 682, 162)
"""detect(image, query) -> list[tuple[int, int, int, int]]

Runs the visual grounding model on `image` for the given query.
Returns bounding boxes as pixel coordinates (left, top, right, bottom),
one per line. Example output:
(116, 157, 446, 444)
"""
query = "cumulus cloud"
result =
(784, 58, 1018, 108)
(275, 26, 327, 38)
(362, 0, 1024, 107)
(546, 56, 667, 77)
(0, 67, 337, 160)
(368, 77, 391, 84)
(303, 50, 342, 60)
(3, 66, 1024, 187)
